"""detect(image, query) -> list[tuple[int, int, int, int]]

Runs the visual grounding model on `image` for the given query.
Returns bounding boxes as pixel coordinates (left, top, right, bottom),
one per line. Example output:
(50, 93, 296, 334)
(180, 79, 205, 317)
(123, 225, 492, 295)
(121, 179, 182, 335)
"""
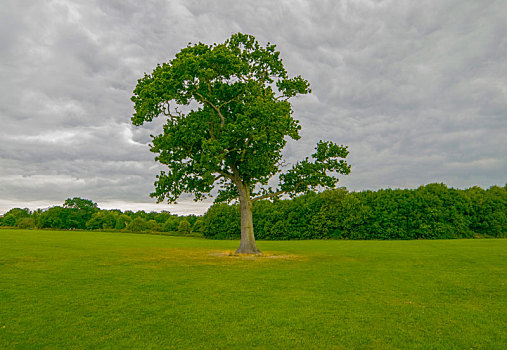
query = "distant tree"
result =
(32, 208, 44, 229)
(17, 217, 35, 229)
(127, 218, 149, 232)
(185, 215, 198, 227)
(131, 33, 350, 253)
(162, 216, 180, 232)
(38, 206, 70, 229)
(115, 214, 131, 230)
(63, 197, 98, 211)
(154, 211, 173, 224)
(0, 208, 30, 227)
(202, 203, 240, 240)
(178, 219, 192, 235)
(63, 197, 99, 229)
(132, 210, 158, 221)
(192, 217, 204, 232)
(86, 211, 117, 230)
(147, 220, 161, 232)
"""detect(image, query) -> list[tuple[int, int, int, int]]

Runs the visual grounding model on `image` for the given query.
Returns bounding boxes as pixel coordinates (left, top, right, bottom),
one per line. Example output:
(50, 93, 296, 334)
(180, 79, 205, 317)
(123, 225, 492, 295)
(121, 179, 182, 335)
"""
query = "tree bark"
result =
(235, 182, 261, 254)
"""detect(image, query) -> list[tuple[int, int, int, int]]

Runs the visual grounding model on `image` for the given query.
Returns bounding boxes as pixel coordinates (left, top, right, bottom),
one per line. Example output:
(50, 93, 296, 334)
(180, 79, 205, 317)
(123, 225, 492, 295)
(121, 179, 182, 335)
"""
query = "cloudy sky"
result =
(1, 0, 506, 215)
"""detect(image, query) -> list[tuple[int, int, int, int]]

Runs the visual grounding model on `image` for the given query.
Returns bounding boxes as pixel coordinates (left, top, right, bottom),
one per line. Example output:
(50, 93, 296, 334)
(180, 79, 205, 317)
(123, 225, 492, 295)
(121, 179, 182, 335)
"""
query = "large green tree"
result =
(131, 33, 350, 253)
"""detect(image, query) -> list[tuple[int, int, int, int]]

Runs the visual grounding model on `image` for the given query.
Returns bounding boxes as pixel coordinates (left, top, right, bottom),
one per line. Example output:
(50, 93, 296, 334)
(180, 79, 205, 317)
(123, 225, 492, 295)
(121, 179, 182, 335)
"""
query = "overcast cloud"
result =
(1, 0, 506, 214)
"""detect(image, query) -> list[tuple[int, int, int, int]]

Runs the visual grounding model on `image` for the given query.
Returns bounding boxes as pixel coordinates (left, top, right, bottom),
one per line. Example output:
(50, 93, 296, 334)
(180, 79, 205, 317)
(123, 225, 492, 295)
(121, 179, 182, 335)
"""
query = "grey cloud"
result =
(1, 0, 506, 214)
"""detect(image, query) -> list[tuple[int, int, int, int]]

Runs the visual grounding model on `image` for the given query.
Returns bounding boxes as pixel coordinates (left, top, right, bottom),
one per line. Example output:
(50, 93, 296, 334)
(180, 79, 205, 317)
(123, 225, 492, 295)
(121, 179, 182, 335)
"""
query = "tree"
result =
(162, 216, 180, 232)
(86, 210, 117, 230)
(178, 219, 192, 235)
(63, 197, 99, 229)
(131, 33, 350, 253)
(127, 218, 149, 232)
(17, 217, 35, 229)
(38, 206, 70, 229)
(63, 197, 98, 211)
(0, 208, 30, 227)
(192, 217, 205, 233)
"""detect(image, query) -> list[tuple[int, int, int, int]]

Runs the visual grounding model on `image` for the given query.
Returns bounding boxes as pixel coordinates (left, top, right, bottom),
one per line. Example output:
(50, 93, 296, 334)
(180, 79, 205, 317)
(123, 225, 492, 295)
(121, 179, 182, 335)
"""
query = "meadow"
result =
(1, 229, 505, 349)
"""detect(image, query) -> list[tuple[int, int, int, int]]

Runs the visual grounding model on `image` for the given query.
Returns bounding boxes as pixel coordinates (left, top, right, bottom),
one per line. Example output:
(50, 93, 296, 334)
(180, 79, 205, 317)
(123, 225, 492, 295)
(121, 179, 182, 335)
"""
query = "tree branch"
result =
(159, 101, 181, 118)
(195, 92, 225, 127)
(218, 96, 239, 109)
(216, 169, 234, 181)
(252, 189, 287, 202)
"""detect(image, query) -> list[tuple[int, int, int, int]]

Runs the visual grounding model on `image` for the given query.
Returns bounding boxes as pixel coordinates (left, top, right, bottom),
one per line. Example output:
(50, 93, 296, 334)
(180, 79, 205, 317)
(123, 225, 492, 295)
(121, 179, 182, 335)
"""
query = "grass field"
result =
(1, 229, 506, 349)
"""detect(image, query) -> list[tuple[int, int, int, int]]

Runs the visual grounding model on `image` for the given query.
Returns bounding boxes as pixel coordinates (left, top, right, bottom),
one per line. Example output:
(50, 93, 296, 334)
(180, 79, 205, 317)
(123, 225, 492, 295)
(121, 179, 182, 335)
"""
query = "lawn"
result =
(0, 229, 505, 349)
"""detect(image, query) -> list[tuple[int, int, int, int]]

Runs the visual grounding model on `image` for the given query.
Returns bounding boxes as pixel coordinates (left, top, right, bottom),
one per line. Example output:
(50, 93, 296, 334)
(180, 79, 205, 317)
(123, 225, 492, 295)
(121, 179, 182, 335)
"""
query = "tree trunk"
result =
(235, 183, 261, 254)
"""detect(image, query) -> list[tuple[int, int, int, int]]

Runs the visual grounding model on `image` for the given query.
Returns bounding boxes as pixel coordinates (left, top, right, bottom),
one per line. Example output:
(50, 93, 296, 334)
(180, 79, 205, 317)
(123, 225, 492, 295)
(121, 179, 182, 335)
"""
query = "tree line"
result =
(1, 183, 505, 240)
(0, 197, 202, 234)
(202, 183, 506, 240)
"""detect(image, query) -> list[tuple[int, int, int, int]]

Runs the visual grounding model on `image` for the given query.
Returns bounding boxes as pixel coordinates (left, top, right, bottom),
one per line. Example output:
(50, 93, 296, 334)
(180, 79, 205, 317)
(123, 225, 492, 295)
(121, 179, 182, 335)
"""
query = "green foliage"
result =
(115, 215, 131, 230)
(162, 216, 180, 232)
(86, 211, 117, 230)
(466, 185, 507, 237)
(202, 203, 240, 239)
(63, 197, 98, 211)
(280, 141, 350, 196)
(127, 218, 150, 233)
(0, 208, 31, 227)
(185, 214, 198, 227)
(192, 217, 204, 232)
(16, 217, 35, 229)
(131, 32, 348, 206)
(147, 220, 161, 232)
(2, 183, 503, 241)
(63, 197, 99, 229)
(35, 198, 99, 230)
(153, 211, 172, 224)
(203, 184, 507, 240)
(38, 206, 71, 229)
(0, 198, 200, 234)
(177, 219, 192, 234)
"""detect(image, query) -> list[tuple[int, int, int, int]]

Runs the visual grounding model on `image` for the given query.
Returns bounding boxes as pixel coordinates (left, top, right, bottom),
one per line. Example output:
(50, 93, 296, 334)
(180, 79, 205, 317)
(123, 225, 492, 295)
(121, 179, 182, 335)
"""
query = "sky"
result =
(1, 0, 506, 215)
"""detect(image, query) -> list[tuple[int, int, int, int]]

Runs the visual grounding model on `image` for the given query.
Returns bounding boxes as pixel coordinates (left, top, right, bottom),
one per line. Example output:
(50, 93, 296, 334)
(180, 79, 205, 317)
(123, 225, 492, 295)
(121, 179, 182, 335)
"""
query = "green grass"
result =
(1, 230, 505, 349)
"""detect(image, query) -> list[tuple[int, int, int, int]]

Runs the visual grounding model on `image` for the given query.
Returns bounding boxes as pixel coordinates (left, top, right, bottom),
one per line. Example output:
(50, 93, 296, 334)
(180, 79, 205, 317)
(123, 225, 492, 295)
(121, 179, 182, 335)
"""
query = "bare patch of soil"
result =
(207, 250, 302, 260)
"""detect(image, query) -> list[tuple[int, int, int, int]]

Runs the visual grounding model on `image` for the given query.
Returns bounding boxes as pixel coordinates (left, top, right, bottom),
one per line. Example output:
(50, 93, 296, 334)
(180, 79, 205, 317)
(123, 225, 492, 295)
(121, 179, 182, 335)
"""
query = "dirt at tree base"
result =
(207, 251, 302, 260)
